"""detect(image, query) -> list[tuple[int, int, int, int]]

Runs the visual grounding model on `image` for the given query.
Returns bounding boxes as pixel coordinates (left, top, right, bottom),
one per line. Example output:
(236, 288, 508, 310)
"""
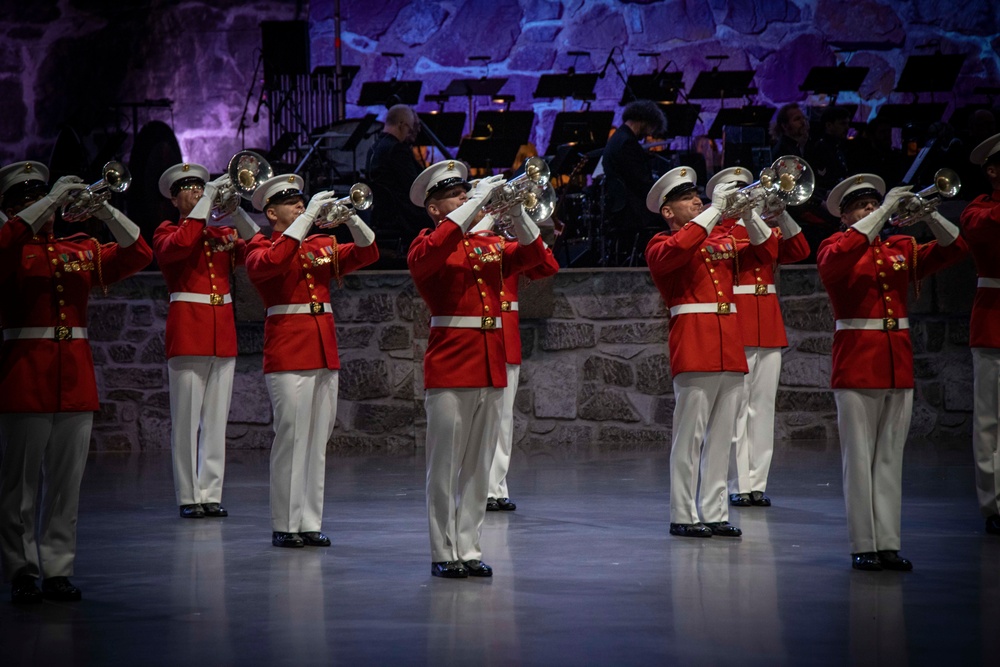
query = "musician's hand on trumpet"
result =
(17, 176, 86, 231)
(315, 183, 373, 229)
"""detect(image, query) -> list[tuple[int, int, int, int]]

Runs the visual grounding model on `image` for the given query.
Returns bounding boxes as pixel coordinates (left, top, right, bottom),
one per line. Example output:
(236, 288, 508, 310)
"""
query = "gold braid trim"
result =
(93, 238, 108, 296)
(910, 237, 921, 300)
(331, 237, 342, 288)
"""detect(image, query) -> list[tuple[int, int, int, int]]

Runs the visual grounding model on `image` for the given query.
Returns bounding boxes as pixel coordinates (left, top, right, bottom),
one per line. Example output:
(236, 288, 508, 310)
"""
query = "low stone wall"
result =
(86, 258, 978, 455)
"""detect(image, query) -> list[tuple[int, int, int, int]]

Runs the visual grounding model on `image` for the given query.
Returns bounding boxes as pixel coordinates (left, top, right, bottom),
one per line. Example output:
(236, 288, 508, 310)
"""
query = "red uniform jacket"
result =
(501, 245, 559, 365)
(646, 219, 777, 375)
(817, 229, 968, 389)
(154, 218, 251, 358)
(408, 220, 547, 389)
(0, 219, 153, 412)
(246, 231, 379, 373)
(960, 192, 1000, 349)
(722, 220, 810, 348)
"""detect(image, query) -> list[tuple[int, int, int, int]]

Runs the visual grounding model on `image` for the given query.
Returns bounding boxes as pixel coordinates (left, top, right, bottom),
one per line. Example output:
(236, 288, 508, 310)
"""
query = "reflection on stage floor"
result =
(0, 438, 996, 666)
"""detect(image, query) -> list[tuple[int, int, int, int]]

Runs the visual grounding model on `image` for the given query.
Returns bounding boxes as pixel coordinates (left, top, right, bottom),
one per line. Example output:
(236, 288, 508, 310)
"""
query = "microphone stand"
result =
(236, 51, 264, 147)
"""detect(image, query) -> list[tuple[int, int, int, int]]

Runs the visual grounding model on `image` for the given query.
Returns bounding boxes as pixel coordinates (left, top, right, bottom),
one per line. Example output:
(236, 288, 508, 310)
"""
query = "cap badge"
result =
(24, 163, 33, 172)
(680, 168, 687, 177)
(734, 168, 742, 175)
(182, 164, 190, 172)
(447, 161, 455, 170)
(287, 175, 296, 183)
(854, 176, 863, 184)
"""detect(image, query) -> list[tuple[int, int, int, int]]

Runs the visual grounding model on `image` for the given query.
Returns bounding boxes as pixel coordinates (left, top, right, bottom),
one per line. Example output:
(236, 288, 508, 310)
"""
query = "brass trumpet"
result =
(212, 150, 273, 220)
(316, 183, 373, 228)
(480, 156, 556, 236)
(722, 155, 814, 221)
(888, 168, 961, 227)
(61, 161, 132, 222)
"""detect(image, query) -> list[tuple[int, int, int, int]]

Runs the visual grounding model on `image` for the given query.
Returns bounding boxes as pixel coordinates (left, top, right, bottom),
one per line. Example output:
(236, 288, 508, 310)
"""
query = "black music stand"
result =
(619, 72, 684, 105)
(708, 106, 772, 140)
(688, 70, 755, 101)
(874, 103, 948, 129)
(441, 78, 509, 100)
(543, 111, 614, 156)
(312, 65, 360, 92)
(357, 80, 422, 107)
(457, 111, 533, 170)
(416, 112, 466, 148)
(895, 54, 966, 93)
(658, 103, 702, 139)
(799, 65, 868, 97)
(532, 73, 599, 101)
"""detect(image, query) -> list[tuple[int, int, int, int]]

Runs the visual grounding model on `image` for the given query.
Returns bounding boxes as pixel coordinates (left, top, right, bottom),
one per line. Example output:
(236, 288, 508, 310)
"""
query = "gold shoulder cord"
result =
(93, 238, 108, 296)
(911, 237, 921, 300)
(331, 237, 342, 288)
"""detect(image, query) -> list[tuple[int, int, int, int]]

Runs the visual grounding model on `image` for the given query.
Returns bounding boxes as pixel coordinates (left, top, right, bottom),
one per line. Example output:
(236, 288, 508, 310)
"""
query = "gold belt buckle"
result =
(883, 317, 897, 331)
(481, 316, 496, 330)
(54, 326, 72, 341)
(717, 302, 731, 315)
(309, 302, 324, 315)
(209, 293, 224, 306)
(501, 301, 511, 312)
(755, 284, 768, 296)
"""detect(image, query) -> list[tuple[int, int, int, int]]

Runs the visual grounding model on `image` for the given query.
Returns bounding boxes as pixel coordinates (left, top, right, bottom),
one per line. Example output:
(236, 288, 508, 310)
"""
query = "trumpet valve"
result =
(778, 172, 796, 192)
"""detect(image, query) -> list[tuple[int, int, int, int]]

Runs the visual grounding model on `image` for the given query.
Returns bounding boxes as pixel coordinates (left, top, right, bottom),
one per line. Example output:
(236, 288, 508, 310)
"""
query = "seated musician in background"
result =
(365, 104, 428, 267)
(0, 161, 152, 603)
(806, 106, 851, 199)
(704, 167, 810, 509)
(817, 174, 967, 571)
(961, 132, 1000, 536)
(246, 175, 378, 549)
(645, 166, 777, 539)
(601, 99, 667, 265)
(407, 160, 547, 578)
(770, 103, 810, 161)
(154, 162, 262, 520)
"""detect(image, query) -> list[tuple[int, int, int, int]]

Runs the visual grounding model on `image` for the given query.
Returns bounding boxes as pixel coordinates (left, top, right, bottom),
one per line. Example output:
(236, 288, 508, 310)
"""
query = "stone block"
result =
(947, 320, 970, 347)
(551, 294, 576, 319)
(339, 357, 392, 400)
(351, 402, 417, 435)
(129, 304, 154, 328)
(519, 327, 536, 359)
(780, 355, 831, 387)
(636, 353, 672, 395)
(539, 321, 595, 351)
(122, 329, 148, 343)
(627, 0, 716, 43)
(138, 411, 172, 449)
(108, 343, 137, 364)
(106, 389, 143, 403)
(913, 356, 939, 380)
(598, 321, 668, 344)
(146, 391, 170, 411)
(779, 268, 823, 296)
(780, 296, 834, 332)
(942, 360, 974, 412)
(333, 293, 396, 323)
(583, 355, 634, 386)
(103, 367, 165, 389)
(775, 389, 834, 412)
(784, 421, 830, 441)
(596, 425, 670, 453)
(919, 381, 943, 408)
(390, 360, 415, 400)
(93, 432, 135, 453)
(718, 0, 801, 35)
(339, 325, 377, 349)
(139, 333, 165, 364)
(226, 425, 274, 450)
(796, 335, 832, 355)
(531, 359, 579, 419)
(378, 324, 411, 351)
(652, 396, 675, 425)
(234, 322, 265, 354)
(519, 424, 595, 458)
(578, 388, 641, 422)
(88, 303, 128, 341)
(909, 402, 938, 437)
(514, 387, 532, 414)
(911, 320, 945, 354)
(229, 373, 272, 425)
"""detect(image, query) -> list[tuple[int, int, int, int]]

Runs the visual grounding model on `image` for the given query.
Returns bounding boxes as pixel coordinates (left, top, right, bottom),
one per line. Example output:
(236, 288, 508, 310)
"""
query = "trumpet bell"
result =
(772, 156, 814, 208)
(61, 160, 133, 222)
(228, 151, 273, 199)
(316, 183, 374, 228)
(103, 161, 132, 194)
(933, 168, 961, 198)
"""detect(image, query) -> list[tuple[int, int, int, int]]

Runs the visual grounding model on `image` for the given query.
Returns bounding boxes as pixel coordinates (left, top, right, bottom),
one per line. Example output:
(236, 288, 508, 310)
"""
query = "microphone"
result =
(597, 49, 615, 79)
(252, 87, 267, 123)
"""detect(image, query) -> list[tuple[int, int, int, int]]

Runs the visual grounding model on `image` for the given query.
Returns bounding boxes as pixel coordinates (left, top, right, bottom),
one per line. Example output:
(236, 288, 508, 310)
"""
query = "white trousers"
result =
(729, 347, 782, 494)
(670, 372, 743, 525)
(0, 412, 93, 581)
(425, 387, 502, 563)
(972, 348, 1000, 517)
(834, 388, 912, 553)
(265, 370, 339, 533)
(488, 364, 520, 499)
(168, 355, 235, 506)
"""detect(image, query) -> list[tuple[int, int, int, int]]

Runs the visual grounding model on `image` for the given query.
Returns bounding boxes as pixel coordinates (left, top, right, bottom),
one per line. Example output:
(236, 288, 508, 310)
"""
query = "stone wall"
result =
(86, 259, 978, 456)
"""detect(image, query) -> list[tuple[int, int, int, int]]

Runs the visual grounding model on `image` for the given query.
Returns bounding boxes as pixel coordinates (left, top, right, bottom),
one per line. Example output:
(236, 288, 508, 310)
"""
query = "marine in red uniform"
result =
(154, 162, 263, 520)
(704, 167, 811, 508)
(818, 174, 968, 571)
(0, 161, 152, 603)
(962, 133, 1000, 536)
(408, 161, 547, 578)
(246, 175, 378, 549)
(645, 166, 777, 539)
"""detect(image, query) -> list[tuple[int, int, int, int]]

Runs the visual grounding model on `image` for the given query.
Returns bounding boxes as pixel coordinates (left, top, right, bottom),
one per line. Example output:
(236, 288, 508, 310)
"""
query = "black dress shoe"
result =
(669, 523, 713, 538)
(729, 493, 752, 507)
(431, 561, 469, 578)
(704, 521, 743, 537)
(486, 497, 500, 512)
(877, 551, 913, 571)
(41, 576, 82, 601)
(495, 497, 516, 511)
(300, 531, 331, 547)
(202, 502, 228, 518)
(463, 560, 493, 577)
(986, 514, 1000, 536)
(852, 552, 882, 571)
(179, 504, 205, 519)
(272, 532, 304, 548)
(10, 574, 42, 604)
(750, 491, 771, 507)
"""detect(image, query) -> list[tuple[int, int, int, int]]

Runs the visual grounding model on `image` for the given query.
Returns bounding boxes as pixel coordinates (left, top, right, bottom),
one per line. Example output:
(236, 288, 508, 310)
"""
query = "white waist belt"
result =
(836, 317, 909, 331)
(3, 326, 88, 341)
(170, 292, 232, 305)
(669, 303, 737, 316)
(266, 302, 332, 317)
(430, 315, 503, 330)
(978, 278, 1000, 289)
(502, 301, 519, 312)
(732, 284, 776, 295)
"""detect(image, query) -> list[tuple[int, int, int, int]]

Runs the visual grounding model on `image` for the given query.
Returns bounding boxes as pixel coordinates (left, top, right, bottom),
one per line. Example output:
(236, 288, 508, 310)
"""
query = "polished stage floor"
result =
(0, 438, 996, 667)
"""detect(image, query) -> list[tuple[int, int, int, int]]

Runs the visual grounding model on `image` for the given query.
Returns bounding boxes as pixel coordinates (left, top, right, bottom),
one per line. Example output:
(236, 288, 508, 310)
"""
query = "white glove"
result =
(512, 205, 541, 245)
(851, 186, 911, 242)
(775, 210, 802, 238)
(189, 175, 229, 221)
(470, 212, 494, 234)
(447, 175, 505, 232)
(283, 190, 338, 242)
(922, 210, 960, 246)
(343, 213, 376, 247)
(17, 176, 86, 232)
(711, 181, 739, 212)
(745, 210, 773, 246)
(93, 202, 140, 247)
(230, 206, 261, 241)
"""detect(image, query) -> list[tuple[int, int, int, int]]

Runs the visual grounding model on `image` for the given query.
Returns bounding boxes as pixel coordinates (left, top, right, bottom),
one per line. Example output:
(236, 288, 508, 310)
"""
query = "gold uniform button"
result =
(709, 268, 715, 274)
(208, 262, 214, 268)
(60, 313, 66, 320)
(484, 305, 490, 312)
(473, 265, 481, 271)
(211, 285, 217, 291)
(713, 280, 719, 285)
(47, 246, 54, 251)
(887, 309, 894, 315)
(756, 277, 763, 282)
(754, 267, 761, 273)
(309, 284, 315, 289)
(204, 240, 209, 245)
(500, 290, 505, 296)
(302, 264, 309, 268)
(879, 272, 886, 278)
(58, 299, 65, 306)
(882, 283, 889, 289)
(884, 296, 891, 301)
(51, 258, 58, 265)
(480, 292, 486, 298)
(306, 273, 313, 279)
(464, 241, 470, 246)
(874, 248, 881, 254)
(717, 291, 724, 297)
(54, 271, 61, 278)
(56, 285, 63, 292)
(469, 252, 476, 258)
(476, 278, 483, 284)
(876, 259, 883, 265)
(311, 295, 318, 301)
(210, 273, 216, 279)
